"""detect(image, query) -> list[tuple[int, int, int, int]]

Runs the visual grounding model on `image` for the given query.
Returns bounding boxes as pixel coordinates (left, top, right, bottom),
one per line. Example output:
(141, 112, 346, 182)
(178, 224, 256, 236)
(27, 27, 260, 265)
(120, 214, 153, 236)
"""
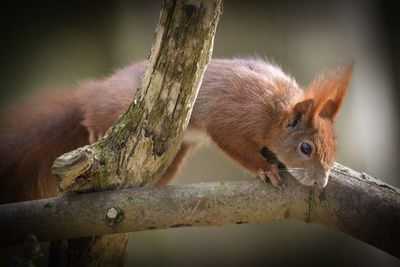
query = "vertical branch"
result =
(50, 0, 223, 266)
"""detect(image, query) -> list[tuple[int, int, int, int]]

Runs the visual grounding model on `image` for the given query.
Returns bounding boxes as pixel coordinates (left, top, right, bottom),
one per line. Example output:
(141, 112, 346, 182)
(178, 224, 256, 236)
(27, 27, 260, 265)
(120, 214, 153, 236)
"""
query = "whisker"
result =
(282, 170, 306, 175)
(285, 169, 305, 172)
(296, 174, 308, 183)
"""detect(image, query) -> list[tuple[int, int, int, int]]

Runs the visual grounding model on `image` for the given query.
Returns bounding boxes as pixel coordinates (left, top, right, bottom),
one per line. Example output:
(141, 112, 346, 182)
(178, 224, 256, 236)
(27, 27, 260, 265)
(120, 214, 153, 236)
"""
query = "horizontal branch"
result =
(0, 163, 399, 258)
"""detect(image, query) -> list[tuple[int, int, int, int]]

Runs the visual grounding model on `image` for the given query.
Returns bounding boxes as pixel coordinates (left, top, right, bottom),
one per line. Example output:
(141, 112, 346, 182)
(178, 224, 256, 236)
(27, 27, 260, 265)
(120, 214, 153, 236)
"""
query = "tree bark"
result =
(1, 163, 399, 258)
(48, 0, 223, 266)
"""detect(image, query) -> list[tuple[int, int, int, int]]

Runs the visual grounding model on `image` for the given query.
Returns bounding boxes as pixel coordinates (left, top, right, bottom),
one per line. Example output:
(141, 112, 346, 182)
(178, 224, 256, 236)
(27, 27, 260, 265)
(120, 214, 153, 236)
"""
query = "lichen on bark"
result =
(50, 0, 223, 266)
(53, 0, 223, 193)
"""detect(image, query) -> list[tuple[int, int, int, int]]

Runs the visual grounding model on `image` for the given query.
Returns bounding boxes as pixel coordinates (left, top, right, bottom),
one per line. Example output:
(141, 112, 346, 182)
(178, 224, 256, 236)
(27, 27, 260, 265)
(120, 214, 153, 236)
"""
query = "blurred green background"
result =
(1, 0, 399, 266)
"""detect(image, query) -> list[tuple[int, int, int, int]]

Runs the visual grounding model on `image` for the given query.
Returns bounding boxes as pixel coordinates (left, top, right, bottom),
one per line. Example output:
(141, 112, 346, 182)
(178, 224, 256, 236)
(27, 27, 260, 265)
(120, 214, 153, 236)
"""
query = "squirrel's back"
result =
(0, 58, 301, 203)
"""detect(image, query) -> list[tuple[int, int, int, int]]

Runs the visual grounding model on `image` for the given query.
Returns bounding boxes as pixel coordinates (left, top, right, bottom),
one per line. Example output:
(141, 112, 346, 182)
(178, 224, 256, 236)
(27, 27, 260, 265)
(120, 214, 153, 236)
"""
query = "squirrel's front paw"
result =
(257, 165, 284, 190)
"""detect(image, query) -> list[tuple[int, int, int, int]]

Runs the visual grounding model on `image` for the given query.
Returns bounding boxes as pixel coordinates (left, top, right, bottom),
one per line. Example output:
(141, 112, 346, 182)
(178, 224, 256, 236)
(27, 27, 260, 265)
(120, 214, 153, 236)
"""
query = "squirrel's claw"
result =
(257, 167, 284, 190)
(257, 171, 269, 186)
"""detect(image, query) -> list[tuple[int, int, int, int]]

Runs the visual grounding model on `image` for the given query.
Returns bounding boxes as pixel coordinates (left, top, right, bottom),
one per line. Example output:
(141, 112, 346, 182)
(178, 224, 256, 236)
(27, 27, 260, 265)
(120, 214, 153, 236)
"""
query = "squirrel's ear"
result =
(294, 99, 314, 115)
(319, 99, 338, 121)
(318, 61, 354, 122)
(286, 99, 314, 128)
(306, 60, 354, 122)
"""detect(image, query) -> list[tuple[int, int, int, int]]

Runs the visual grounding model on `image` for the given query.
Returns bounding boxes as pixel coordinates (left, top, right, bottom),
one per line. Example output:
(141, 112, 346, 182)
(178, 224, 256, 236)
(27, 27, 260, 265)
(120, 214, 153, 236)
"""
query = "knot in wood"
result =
(105, 207, 124, 226)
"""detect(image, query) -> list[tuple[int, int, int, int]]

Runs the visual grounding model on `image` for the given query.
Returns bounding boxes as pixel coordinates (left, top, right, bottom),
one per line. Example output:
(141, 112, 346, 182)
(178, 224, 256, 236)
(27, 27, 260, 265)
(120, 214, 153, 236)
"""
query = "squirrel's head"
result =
(274, 62, 354, 188)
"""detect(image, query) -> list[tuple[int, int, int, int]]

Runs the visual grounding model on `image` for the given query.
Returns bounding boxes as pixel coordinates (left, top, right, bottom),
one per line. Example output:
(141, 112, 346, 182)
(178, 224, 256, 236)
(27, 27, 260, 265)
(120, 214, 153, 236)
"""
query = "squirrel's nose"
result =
(316, 178, 328, 188)
(315, 172, 329, 188)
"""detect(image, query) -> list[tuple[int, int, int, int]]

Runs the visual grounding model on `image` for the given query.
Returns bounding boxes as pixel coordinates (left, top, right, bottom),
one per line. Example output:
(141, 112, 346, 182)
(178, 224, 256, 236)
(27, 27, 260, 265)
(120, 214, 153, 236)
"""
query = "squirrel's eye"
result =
(300, 142, 312, 156)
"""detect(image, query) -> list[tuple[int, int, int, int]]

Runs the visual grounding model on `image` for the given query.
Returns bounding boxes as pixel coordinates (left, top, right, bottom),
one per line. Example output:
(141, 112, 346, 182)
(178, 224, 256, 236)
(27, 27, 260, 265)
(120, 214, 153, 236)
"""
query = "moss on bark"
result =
(50, 0, 223, 266)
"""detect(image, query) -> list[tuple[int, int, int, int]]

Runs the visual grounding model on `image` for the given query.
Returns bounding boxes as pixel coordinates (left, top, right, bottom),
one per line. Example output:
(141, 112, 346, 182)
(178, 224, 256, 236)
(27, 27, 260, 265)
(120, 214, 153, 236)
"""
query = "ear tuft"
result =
(306, 60, 355, 122)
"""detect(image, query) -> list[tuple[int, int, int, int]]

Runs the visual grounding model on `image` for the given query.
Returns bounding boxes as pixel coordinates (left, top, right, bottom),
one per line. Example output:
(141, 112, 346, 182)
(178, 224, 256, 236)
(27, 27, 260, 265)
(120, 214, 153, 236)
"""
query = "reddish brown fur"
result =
(305, 62, 354, 122)
(270, 61, 354, 186)
(0, 58, 353, 203)
(0, 91, 89, 203)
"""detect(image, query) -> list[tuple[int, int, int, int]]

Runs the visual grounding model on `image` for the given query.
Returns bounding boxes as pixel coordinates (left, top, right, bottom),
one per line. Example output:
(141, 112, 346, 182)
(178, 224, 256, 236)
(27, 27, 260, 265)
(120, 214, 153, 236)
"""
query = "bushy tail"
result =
(0, 90, 89, 204)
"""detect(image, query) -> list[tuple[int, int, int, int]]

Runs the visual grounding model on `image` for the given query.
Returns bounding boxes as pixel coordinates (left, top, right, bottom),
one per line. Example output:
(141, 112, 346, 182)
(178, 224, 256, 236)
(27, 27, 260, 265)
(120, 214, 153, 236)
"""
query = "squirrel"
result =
(0, 58, 353, 204)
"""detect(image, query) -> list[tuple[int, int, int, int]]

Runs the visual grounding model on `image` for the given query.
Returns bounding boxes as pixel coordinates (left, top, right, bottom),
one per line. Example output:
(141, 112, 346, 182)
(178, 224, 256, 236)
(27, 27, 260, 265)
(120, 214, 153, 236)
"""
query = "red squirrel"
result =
(0, 58, 353, 204)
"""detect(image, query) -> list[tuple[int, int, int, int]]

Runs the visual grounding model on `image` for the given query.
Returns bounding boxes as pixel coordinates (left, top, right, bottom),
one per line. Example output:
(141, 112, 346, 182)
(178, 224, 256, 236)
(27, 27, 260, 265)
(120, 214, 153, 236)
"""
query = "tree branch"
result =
(1, 163, 399, 258)
(53, 0, 223, 193)
(47, 0, 223, 265)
